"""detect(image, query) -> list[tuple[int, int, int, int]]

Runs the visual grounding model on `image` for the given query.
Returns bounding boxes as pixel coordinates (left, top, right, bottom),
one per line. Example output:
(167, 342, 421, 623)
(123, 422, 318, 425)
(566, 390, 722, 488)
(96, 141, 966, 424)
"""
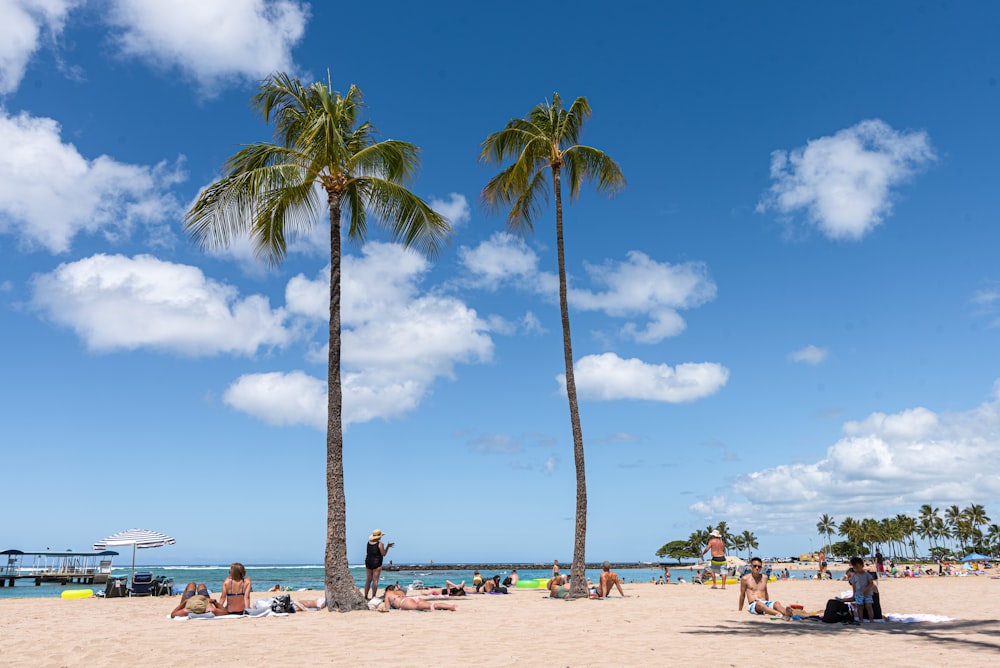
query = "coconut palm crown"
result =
(480, 92, 624, 597)
(186, 72, 450, 611)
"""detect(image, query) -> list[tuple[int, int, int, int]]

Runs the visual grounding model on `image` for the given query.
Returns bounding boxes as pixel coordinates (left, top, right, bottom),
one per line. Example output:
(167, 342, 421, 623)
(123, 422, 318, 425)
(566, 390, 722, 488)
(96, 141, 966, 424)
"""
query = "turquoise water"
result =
(0, 564, 846, 599)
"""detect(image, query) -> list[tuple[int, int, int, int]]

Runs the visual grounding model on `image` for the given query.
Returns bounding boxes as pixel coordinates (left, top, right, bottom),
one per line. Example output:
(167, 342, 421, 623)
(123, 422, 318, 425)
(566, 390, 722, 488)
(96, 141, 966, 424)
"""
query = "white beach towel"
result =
(169, 610, 289, 620)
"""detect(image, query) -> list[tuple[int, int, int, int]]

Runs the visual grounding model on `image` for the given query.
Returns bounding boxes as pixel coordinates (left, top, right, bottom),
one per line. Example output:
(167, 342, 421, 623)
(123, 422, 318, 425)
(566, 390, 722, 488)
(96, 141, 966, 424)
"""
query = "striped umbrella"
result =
(93, 529, 176, 585)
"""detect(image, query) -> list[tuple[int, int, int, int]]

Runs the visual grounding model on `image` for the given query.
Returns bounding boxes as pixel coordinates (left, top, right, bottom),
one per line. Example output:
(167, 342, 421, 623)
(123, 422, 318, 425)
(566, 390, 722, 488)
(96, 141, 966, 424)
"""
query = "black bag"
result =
(271, 594, 295, 613)
(822, 598, 853, 623)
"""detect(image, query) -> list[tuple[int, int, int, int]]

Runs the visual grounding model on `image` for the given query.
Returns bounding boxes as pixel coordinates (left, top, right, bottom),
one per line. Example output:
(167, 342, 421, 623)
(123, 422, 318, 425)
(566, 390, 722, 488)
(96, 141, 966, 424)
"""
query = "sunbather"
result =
(220, 562, 252, 615)
(169, 582, 226, 617)
(383, 584, 456, 611)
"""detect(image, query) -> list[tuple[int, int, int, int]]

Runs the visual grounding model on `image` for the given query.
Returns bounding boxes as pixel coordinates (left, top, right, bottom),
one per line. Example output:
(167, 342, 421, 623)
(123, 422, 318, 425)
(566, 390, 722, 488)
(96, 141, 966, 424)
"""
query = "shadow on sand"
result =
(684, 618, 1000, 654)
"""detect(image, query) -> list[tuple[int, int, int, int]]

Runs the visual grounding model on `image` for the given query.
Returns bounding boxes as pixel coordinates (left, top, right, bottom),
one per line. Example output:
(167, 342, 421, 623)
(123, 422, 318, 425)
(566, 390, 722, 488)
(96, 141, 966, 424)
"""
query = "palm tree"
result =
(480, 93, 625, 597)
(817, 514, 836, 552)
(185, 73, 450, 612)
(740, 530, 759, 561)
(945, 504, 963, 550)
(838, 516, 860, 553)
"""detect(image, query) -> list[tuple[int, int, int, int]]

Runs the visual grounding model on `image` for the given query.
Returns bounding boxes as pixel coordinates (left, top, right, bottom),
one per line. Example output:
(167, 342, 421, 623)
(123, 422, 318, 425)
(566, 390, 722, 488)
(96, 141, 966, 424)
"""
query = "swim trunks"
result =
(710, 557, 726, 574)
(748, 600, 773, 615)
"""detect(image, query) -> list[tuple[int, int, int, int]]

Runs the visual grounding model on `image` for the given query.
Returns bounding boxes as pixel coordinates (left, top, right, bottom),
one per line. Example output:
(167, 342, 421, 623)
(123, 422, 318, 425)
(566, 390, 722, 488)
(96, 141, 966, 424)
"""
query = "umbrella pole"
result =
(131, 544, 136, 588)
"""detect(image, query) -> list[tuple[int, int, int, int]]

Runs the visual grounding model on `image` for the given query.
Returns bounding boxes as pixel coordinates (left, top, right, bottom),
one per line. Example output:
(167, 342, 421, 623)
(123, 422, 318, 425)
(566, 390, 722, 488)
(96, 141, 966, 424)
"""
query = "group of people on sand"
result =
(548, 561, 628, 600)
(169, 562, 253, 618)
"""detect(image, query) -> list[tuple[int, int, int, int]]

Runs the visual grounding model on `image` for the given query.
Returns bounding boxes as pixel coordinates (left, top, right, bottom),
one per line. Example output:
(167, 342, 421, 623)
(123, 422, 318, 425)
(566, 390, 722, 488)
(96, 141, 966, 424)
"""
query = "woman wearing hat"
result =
(364, 529, 394, 600)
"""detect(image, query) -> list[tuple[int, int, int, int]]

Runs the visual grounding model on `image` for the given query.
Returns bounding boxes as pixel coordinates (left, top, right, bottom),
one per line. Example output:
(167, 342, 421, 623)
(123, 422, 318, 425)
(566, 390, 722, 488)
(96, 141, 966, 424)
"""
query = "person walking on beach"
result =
(739, 557, 795, 619)
(364, 529, 393, 600)
(552, 559, 560, 579)
(701, 529, 728, 589)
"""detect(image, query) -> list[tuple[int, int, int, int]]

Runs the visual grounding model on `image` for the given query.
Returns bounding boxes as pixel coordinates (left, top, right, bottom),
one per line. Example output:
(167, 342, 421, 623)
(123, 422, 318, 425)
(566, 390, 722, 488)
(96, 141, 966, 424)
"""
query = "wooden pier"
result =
(1, 549, 119, 587)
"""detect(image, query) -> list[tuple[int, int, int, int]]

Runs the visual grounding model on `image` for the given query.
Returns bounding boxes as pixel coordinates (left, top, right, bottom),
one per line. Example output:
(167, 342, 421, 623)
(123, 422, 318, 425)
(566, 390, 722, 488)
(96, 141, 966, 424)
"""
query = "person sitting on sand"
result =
(219, 562, 252, 615)
(548, 574, 571, 599)
(596, 561, 627, 598)
(739, 557, 796, 619)
(170, 582, 226, 618)
(383, 584, 456, 611)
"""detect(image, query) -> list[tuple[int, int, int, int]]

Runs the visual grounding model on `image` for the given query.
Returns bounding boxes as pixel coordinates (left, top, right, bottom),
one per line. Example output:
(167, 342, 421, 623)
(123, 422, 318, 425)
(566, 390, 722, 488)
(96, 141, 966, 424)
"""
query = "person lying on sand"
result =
(170, 582, 226, 618)
(739, 557, 797, 619)
(383, 584, 456, 611)
(440, 580, 473, 595)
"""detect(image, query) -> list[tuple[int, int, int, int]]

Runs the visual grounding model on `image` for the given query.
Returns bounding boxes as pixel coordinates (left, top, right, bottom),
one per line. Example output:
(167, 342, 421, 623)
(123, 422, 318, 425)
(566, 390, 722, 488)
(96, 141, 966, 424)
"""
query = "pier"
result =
(1, 549, 119, 587)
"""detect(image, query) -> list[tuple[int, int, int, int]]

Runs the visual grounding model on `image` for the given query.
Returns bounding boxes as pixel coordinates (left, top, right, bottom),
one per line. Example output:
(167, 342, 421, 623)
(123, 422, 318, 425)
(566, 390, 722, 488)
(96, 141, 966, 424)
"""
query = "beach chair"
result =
(104, 576, 129, 598)
(130, 572, 155, 596)
(152, 576, 174, 596)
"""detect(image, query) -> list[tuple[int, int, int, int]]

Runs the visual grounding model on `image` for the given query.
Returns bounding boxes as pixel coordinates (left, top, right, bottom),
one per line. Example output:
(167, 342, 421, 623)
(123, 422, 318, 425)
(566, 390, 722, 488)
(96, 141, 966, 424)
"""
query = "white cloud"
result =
(31, 254, 292, 355)
(565, 352, 729, 403)
(757, 119, 935, 240)
(429, 193, 470, 227)
(0, 0, 79, 94)
(457, 232, 541, 290)
(459, 238, 716, 344)
(223, 371, 325, 429)
(106, 0, 308, 90)
(572, 251, 716, 343)
(0, 110, 185, 253)
(788, 344, 829, 365)
(693, 383, 1000, 533)
(248, 241, 494, 426)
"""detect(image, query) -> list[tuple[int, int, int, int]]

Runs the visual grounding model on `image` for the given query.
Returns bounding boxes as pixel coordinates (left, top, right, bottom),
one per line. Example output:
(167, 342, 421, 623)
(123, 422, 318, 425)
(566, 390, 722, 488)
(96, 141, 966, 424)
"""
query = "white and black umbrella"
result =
(93, 529, 176, 584)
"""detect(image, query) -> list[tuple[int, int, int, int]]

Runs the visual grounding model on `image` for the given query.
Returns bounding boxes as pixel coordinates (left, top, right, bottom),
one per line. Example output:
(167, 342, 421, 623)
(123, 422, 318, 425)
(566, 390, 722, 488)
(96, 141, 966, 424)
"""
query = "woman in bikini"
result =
(219, 562, 252, 615)
(383, 584, 456, 611)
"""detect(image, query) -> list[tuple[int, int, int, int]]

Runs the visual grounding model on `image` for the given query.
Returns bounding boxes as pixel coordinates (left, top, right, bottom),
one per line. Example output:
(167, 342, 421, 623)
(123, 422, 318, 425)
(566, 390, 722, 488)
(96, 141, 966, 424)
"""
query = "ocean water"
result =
(0, 564, 845, 599)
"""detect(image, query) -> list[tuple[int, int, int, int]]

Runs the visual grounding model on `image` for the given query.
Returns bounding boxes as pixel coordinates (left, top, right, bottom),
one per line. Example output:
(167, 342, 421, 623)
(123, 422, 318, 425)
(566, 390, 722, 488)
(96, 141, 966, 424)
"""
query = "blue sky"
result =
(2, 0, 998, 566)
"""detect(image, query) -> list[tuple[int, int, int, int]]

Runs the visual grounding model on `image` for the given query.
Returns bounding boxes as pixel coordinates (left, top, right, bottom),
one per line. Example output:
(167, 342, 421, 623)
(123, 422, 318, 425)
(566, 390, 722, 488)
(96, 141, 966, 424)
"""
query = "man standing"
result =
(739, 557, 795, 619)
(701, 529, 728, 589)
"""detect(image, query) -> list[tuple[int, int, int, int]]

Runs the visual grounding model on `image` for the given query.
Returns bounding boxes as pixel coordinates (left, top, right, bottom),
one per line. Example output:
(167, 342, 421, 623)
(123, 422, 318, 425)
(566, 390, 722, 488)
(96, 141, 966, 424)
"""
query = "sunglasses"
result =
(751, 564, 762, 568)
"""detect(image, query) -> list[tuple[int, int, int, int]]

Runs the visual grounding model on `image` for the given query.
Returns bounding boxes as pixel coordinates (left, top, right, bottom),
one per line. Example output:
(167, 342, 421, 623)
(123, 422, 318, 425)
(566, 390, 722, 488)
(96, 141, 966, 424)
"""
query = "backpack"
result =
(822, 598, 853, 623)
(271, 594, 295, 613)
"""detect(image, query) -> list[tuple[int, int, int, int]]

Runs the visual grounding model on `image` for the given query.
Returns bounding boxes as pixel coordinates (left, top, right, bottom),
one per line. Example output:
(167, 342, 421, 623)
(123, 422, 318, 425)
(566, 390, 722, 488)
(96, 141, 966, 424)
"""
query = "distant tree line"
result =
(816, 503, 997, 560)
(657, 504, 997, 564)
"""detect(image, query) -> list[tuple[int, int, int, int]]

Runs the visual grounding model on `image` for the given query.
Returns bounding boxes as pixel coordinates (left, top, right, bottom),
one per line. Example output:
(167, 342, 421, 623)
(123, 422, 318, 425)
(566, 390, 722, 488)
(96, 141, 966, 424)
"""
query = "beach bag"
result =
(270, 594, 294, 613)
(822, 598, 853, 623)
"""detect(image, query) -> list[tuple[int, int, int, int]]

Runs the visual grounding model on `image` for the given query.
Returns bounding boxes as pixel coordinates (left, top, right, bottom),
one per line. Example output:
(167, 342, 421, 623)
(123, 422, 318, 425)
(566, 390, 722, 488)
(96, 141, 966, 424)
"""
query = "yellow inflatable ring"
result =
(61, 588, 93, 599)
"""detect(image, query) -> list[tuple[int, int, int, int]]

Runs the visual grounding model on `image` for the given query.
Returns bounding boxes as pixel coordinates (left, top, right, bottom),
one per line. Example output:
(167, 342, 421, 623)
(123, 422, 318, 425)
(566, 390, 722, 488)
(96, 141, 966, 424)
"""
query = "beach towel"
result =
(169, 610, 290, 620)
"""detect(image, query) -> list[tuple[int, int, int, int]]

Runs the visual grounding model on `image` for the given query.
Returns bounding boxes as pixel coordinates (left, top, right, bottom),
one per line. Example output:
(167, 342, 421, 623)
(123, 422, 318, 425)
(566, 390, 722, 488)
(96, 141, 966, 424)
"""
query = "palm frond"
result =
(359, 178, 451, 258)
(563, 145, 626, 199)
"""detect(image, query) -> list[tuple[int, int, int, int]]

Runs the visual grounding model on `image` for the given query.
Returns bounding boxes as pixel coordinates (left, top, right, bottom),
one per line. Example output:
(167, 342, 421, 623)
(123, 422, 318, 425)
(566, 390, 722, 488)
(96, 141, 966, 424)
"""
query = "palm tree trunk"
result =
(552, 166, 588, 598)
(324, 194, 366, 612)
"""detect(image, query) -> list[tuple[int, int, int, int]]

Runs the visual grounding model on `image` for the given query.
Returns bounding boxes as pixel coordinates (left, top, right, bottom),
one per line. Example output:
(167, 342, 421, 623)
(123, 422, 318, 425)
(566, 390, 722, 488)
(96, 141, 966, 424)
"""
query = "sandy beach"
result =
(2, 574, 996, 667)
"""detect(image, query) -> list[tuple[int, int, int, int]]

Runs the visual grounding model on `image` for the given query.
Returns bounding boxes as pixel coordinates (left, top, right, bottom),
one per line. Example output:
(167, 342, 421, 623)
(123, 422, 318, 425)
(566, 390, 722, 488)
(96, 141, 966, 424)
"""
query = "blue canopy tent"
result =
(961, 552, 991, 562)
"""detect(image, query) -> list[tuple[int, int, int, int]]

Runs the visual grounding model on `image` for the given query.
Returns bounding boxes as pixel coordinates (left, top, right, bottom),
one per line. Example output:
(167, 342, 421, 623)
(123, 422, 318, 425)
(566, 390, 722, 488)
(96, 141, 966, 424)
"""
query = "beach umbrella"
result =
(93, 529, 176, 584)
(960, 552, 991, 562)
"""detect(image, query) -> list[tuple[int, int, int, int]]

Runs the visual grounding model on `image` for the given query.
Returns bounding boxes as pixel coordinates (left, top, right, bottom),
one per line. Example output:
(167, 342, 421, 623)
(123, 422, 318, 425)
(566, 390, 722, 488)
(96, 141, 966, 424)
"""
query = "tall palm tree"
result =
(817, 514, 836, 552)
(945, 504, 963, 550)
(185, 73, 450, 612)
(740, 530, 759, 561)
(480, 93, 625, 597)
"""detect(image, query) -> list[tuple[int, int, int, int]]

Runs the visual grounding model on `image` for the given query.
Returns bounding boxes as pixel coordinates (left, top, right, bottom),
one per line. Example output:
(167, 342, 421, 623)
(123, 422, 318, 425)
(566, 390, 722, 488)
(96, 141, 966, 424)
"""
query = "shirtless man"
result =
(701, 529, 728, 589)
(739, 557, 794, 619)
(596, 561, 627, 598)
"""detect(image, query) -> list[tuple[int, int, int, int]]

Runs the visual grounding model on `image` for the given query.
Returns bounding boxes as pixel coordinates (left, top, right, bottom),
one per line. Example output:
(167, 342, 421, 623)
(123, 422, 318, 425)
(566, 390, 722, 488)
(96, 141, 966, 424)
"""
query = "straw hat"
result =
(369, 529, 384, 541)
(710, 530, 722, 538)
